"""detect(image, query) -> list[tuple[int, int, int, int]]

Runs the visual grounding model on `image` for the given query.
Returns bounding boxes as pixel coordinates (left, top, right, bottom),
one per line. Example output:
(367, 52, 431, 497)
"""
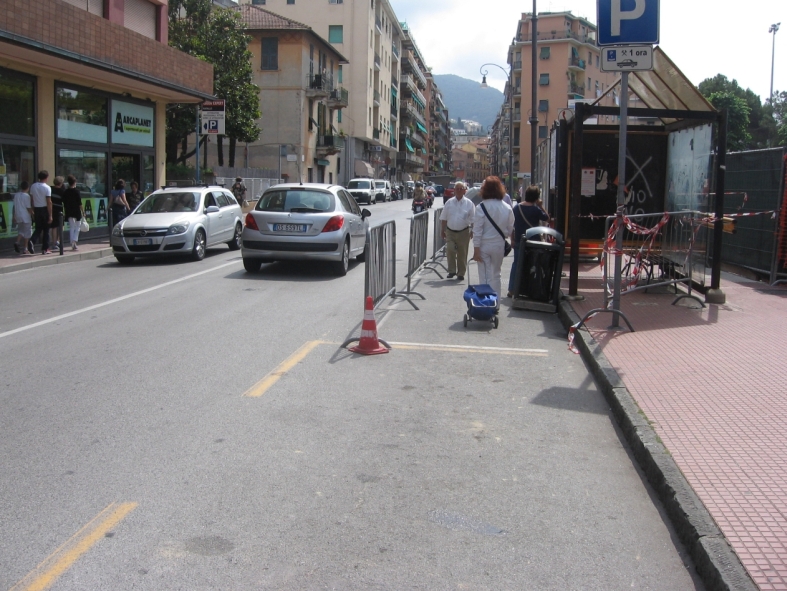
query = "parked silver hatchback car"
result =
(241, 183, 371, 276)
(110, 186, 243, 264)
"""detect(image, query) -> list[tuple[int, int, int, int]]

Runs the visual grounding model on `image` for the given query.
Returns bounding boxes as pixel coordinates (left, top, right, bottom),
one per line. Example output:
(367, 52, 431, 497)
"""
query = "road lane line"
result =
(243, 340, 326, 398)
(387, 341, 549, 356)
(10, 502, 137, 591)
(0, 260, 239, 340)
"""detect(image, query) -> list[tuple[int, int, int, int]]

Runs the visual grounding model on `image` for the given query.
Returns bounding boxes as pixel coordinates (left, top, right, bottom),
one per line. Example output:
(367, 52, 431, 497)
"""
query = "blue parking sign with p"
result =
(607, 49, 617, 61)
(597, 0, 659, 46)
(208, 120, 218, 131)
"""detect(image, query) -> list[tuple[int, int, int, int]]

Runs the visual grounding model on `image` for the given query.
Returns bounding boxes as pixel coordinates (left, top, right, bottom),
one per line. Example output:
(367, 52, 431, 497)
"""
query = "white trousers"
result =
(476, 241, 505, 296)
(68, 218, 81, 244)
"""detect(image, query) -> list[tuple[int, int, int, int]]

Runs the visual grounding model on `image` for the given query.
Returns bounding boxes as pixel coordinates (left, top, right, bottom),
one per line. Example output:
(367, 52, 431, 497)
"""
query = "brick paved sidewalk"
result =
(563, 263, 787, 591)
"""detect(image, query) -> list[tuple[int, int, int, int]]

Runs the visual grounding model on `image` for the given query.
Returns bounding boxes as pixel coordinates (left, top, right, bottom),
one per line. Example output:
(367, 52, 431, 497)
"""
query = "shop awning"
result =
(405, 138, 415, 153)
(420, 147, 427, 154)
(354, 159, 374, 177)
(412, 95, 425, 109)
(415, 121, 428, 134)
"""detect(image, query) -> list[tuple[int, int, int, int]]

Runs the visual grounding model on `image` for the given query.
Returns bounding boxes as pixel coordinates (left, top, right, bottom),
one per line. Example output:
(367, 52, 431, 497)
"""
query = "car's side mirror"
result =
(205, 205, 220, 213)
(361, 209, 371, 219)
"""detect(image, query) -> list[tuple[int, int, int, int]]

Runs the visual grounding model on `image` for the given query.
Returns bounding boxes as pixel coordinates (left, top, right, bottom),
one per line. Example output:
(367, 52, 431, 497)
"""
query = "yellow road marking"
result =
(243, 340, 326, 397)
(387, 341, 549, 356)
(11, 502, 137, 591)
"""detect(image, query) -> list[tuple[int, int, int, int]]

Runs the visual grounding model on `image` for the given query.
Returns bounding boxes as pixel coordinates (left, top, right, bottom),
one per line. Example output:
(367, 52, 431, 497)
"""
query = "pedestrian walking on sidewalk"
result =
(231, 177, 247, 207)
(30, 171, 52, 254)
(110, 179, 130, 227)
(12, 181, 33, 255)
(440, 181, 475, 280)
(127, 181, 144, 211)
(472, 176, 514, 297)
(62, 175, 85, 250)
(50, 176, 65, 250)
(508, 185, 549, 297)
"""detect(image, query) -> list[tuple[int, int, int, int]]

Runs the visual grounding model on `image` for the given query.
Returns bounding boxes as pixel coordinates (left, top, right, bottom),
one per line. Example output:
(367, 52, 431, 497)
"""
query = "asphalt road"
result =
(0, 197, 704, 590)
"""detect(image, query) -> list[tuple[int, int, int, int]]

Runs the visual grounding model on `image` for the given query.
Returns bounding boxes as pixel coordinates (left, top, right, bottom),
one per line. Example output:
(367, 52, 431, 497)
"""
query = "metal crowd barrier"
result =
(602, 210, 709, 309)
(215, 177, 285, 203)
(422, 206, 448, 277)
(395, 210, 429, 305)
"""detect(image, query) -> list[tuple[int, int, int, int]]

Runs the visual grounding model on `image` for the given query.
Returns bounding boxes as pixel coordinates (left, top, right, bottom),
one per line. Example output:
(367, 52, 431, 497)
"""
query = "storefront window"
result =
(0, 144, 36, 240)
(143, 154, 154, 195)
(0, 69, 35, 137)
(57, 87, 108, 144)
(56, 149, 109, 228)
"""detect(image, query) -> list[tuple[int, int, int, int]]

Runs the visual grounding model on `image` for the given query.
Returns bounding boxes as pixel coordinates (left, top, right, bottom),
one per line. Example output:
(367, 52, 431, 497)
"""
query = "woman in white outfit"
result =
(472, 176, 514, 296)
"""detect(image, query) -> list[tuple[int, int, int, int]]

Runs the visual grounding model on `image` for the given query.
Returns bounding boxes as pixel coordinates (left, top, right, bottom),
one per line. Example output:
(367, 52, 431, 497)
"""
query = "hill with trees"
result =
(433, 74, 504, 129)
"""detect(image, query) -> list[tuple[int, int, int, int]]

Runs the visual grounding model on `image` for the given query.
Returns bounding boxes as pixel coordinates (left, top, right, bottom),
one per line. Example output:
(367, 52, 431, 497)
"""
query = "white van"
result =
(374, 180, 391, 203)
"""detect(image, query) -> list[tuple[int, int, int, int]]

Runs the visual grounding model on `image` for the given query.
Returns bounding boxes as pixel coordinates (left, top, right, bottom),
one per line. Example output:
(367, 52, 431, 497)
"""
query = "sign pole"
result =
(195, 106, 201, 185)
(611, 71, 628, 328)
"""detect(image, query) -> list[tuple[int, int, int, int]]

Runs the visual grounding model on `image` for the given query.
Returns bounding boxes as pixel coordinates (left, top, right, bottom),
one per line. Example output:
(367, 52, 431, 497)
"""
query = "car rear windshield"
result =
(136, 192, 199, 213)
(257, 189, 335, 213)
(348, 180, 371, 190)
(375, 181, 386, 188)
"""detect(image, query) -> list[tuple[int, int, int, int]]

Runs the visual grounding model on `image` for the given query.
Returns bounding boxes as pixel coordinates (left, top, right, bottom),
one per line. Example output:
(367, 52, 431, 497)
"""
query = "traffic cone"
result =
(349, 296, 389, 355)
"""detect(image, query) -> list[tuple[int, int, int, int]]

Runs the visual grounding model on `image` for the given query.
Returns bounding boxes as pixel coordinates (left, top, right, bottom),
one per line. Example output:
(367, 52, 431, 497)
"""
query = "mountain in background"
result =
(433, 74, 504, 130)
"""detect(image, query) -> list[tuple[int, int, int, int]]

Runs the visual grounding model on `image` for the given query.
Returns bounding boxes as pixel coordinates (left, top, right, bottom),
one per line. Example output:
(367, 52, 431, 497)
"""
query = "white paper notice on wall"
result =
(581, 168, 597, 196)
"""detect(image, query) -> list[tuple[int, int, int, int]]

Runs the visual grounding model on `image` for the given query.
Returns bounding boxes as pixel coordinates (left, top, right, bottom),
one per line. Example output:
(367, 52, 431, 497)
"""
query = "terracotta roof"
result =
(233, 5, 312, 31)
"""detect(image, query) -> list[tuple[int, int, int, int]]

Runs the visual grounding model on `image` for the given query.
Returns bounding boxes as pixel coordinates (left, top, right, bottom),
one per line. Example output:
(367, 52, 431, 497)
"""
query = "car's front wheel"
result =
(243, 258, 261, 273)
(191, 229, 206, 261)
(227, 223, 242, 250)
(333, 239, 350, 276)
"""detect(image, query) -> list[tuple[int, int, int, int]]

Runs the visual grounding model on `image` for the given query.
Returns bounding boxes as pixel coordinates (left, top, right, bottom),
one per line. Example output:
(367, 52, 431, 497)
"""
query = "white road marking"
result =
(387, 341, 549, 355)
(0, 260, 240, 340)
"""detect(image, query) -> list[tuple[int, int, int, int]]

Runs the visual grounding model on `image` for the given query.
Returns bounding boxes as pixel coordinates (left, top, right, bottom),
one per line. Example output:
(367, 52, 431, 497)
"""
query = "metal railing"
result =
(364, 221, 396, 309)
(395, 210, 429, 305)
(569, 57, 586, 69)
(601, 211, 710, 311)
(423, 206, 448, 276)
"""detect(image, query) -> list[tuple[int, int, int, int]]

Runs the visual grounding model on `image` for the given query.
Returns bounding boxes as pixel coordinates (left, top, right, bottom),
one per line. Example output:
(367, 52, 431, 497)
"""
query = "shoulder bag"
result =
(480, 203, 512, 256)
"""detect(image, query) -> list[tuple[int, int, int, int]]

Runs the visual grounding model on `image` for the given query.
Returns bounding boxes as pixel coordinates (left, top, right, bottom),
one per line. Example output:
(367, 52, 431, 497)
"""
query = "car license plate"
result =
(133, 238, 153, 245)
(273, 224, 307, 232)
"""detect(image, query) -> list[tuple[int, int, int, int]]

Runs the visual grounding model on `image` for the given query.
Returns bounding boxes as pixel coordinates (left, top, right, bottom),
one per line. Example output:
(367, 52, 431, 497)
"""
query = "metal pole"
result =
(195, 106, 201, 184)
(611, 72, 629, 328)
(770, 23, 780, 104)
(530, 1, 539, 187)
(707, 108, 728, 304)
(509, 73, 514, 197)
(567, 101, 585, 297)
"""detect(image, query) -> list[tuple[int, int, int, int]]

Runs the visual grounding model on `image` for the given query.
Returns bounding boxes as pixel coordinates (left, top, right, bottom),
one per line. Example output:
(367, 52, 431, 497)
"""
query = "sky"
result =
(389, 0, 786, 104)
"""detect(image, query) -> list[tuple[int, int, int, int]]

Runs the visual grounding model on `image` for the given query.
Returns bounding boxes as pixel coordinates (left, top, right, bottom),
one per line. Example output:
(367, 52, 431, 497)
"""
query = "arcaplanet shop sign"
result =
(111, 100, 154, 147)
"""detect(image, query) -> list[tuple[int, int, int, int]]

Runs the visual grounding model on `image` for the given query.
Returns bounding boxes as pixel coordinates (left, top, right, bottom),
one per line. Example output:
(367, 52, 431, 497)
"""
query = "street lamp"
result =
(770, 22, 780, 104)
(481, 63, 514, 198)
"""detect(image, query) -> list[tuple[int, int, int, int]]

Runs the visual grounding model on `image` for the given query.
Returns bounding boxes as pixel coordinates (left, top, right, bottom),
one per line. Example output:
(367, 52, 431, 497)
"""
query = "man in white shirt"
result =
(440, 181, 475, 280)
(29, 170, 53, 254)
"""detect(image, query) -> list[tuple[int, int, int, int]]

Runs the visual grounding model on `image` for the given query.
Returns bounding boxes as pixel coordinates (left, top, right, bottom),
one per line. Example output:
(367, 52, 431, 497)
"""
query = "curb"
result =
(0, 247, 114, 275)
(557, 299, 757, 591)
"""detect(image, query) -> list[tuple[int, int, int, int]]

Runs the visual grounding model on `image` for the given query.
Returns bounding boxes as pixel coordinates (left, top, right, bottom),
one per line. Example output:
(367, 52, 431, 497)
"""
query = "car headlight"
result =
(112, 225, 123, 237)
(167, 221, 190, 235)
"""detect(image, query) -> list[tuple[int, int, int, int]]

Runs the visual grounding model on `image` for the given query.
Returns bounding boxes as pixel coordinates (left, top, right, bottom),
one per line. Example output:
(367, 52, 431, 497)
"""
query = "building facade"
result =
(0, 0, 213, 246)
(496, 11, 616, 187)
(425, 72, 451, 177)
(396, 22, 428, 181)
(237, 0, 402, 185)
(234, 5, 348, 185)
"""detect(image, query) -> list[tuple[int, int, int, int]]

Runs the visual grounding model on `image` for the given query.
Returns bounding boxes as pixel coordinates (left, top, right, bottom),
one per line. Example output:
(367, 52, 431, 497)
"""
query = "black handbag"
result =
(480, 203, 512, 256)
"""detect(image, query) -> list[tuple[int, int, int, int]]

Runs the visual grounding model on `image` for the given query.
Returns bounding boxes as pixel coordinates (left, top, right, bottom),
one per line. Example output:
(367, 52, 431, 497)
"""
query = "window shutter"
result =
(61, 0, 104, 17)
(124, 0, 156, 39)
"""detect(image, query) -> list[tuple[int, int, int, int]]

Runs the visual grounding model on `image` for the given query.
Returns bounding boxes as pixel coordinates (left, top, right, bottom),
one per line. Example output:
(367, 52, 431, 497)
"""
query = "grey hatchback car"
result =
(241, 183, 371, 276)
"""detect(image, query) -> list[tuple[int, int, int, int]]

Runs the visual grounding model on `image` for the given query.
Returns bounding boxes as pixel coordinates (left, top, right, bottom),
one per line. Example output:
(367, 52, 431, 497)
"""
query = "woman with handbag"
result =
(508, 185, 550, 297)
(471, 176, 514, 297)
(62, 175, 85, 250)
(110, 179, 130, 226)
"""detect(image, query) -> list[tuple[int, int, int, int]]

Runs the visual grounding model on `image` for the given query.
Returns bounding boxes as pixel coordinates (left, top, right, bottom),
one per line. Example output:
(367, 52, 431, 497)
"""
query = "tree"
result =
(771, 90, 787, 147)
(167, 0, 260, 167)
(706, 92, 751, 152)
(698, 74, 775, 149)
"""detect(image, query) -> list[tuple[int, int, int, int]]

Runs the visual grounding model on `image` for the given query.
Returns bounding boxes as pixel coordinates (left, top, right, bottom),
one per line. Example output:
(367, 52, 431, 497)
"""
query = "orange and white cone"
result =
(349, 296, 389, 355)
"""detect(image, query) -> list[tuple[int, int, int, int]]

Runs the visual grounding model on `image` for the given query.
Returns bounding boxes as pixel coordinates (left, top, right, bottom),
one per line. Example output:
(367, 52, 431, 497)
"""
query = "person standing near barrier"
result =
(50, 176, 65, 250)
(472, 176, 514, 296)
(30, 170, 52, 254)
(440, 181, 475, 280)
(507, 185, 550, 297)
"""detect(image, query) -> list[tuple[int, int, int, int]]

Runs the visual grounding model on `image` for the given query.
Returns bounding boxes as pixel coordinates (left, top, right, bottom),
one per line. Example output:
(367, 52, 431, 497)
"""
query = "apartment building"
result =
(425, 72, 451, 177)
(0, 0, 213, 246)
(500, 11, 616, 182)
(396, 22, 429, 180)
(234, 5, 349, 184)
(238, 0, 402, 185)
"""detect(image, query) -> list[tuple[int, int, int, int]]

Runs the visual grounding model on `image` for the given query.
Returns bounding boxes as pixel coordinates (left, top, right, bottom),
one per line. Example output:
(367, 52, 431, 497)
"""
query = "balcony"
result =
(375, 16, 382, 33)
(402, 101, 426, 126)
(391, 73, 399, 87)
(397, 153, 425, 167)
(392, 43, 400, 60)
(513, 108, 521, 122)
(516, 30, 597, 45)
(511, 60, 522, 70)
(327, 86, 349, 108)
(401, 75, 427, 108)
(401, 51, 427, 88)
(374, 52, 381, 71)
(373, 89, 381, 106)
(305, 73, 332, 97)
(316, 134, 345, 156)
(568, 57, 586, 70)
(373, 128, 380, 140)
(568, 83, 584, 97)
(390, 104, 398, 120)
(408, 130, 425, 146)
